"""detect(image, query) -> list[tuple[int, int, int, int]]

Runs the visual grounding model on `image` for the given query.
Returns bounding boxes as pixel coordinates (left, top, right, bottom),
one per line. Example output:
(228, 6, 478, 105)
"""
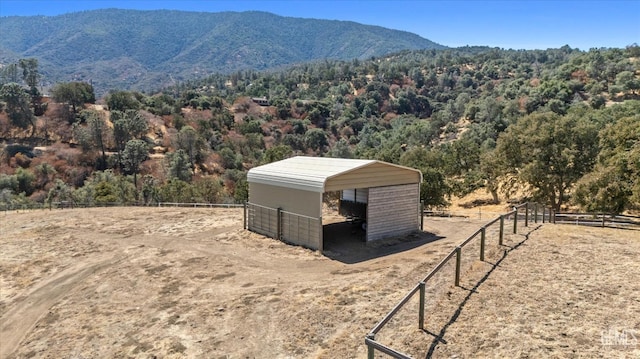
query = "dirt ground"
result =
(372, 224, 640, 359)
(426, 224, 640, 358)
(0, 207, 638, 358)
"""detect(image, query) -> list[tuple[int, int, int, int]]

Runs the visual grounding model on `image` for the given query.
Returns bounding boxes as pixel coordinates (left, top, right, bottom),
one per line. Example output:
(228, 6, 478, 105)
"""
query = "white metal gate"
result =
(281, 210, 322, 250)
(247, 203, 322, 251)
(247, 202, 278, 238)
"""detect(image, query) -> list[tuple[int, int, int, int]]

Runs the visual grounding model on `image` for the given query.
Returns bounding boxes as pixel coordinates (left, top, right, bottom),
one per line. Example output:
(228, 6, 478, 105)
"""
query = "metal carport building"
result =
(246, 156, 422, 251)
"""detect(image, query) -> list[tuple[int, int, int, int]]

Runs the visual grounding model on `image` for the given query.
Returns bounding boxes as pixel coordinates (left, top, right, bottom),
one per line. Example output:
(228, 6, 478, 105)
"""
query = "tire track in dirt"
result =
(0, 254, 123, 359)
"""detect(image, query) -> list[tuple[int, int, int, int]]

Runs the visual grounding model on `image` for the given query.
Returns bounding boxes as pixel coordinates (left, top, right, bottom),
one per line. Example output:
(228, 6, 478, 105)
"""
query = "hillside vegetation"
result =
(1, 43, 639, 214)
(0, 9, 445, 93)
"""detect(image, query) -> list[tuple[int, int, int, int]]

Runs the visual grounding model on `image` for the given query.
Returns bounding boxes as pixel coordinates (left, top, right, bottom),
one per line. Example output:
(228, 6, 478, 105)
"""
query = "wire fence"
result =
(364, 202, 554, 359)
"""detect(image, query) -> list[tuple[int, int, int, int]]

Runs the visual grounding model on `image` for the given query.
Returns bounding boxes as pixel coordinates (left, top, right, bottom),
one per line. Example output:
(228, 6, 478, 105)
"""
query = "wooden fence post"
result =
(513, 209, 518, 234)
(419, 281, 425, 330)
(480, 227, 486, 261)
(455, 246, 461, 286)
(499, 215, 504, 245)
(602, 213, 606, 227)
(534, 203, 538, 224)
(525, 203, 529, 227)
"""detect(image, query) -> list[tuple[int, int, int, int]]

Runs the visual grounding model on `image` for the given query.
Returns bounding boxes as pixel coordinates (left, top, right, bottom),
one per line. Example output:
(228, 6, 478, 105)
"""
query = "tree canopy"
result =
(1, 45, 639, 212)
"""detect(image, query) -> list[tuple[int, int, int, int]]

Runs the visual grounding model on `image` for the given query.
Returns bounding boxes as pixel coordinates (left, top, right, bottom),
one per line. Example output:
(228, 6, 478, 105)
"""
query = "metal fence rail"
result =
(554, 212, 640, 229)
(1, 201, 245, 211)
(280, 209, 321, 249)
(246, 202, 279, 238)
(365, 202, 548, 359)
(157, 202, 244, 208)
(245, 202, 323, 250)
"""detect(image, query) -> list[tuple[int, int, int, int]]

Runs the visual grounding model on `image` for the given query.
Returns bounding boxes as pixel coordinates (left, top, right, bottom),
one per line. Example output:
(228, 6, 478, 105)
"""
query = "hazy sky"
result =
(0, 0, 638, 50)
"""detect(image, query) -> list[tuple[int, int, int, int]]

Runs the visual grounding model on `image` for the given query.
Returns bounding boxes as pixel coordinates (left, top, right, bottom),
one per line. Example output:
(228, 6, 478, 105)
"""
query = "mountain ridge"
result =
(0, 9, 446, 94)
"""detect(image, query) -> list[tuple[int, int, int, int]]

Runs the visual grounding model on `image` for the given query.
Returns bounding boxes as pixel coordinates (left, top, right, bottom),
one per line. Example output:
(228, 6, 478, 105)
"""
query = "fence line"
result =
(156, 202, 244, 208)
(365, 202, 552, 359)
(554, 212, 640, 229)
(0, 201, 244, 212)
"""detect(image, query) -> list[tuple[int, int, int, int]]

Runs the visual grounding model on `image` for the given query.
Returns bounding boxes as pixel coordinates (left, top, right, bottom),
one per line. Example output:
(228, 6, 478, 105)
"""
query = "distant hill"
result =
(0, 9, 446, 94)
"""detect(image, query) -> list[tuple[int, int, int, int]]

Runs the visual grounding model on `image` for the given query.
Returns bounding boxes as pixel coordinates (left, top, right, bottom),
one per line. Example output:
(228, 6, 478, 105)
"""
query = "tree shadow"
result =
(423, 225, 542, 358)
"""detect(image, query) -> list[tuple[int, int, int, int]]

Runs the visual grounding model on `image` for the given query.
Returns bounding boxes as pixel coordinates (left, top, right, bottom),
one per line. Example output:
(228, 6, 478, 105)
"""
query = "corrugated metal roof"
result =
(247, 156, 421, 192)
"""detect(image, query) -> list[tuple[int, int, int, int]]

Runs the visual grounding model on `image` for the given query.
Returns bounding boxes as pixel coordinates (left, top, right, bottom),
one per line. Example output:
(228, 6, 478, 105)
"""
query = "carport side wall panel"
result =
(366, 184, 420, 242)
(325, 163, 421, 192)
(280, 210, 322, 251)
(247, 204, 278, 238)
(248, 182, 321, 218)
(248, 182, 323, 251)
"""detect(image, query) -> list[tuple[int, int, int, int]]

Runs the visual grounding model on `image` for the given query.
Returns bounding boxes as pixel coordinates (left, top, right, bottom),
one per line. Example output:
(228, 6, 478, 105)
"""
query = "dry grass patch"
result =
(410, 225, 640, 358)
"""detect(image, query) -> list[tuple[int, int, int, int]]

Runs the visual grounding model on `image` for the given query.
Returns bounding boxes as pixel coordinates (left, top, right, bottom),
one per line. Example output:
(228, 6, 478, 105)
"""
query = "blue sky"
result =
(0, 0, 638, 50)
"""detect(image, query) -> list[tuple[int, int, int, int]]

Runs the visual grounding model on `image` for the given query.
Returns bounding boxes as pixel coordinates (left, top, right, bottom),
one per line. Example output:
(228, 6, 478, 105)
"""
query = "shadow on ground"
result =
(322, 221, 445, 264)
(423, 225, 542, 358)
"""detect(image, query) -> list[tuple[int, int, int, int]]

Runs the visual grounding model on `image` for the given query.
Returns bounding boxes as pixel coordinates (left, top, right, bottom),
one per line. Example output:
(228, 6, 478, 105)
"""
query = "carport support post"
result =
(318, 217, 323, 252)
(243, 202, 247, 229)
(418, 281, 425, 330)
(277, 207, 282, 240)
(499, 215, 504, 245)
(480, 227, 486, 261)
(420, 201, 424, 231)
(455, 246, 461, 286)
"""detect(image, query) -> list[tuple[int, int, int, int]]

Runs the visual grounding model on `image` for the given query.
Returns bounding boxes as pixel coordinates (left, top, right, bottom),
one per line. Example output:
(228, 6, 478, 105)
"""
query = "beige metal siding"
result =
(247, 203, 278, 238)
(249, 182, 321, 218)
(281, 211, 322, 250)
(366, 184, 420, 241)
(325, 162, 421, 192)
(248, 182, 323, 250)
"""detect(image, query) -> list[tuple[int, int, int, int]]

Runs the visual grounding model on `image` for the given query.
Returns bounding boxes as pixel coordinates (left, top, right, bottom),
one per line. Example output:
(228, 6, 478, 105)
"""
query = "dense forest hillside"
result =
(0, 9, 445, 94)
(1, 45, 639, 214)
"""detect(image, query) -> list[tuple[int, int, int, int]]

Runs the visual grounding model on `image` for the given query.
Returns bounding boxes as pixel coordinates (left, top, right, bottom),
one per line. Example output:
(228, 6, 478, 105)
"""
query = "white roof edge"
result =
(325, 160, 424, 183)
(247, 156, 422, 192)
(369, 161, 424, 183)
(248, 172, 325, 192)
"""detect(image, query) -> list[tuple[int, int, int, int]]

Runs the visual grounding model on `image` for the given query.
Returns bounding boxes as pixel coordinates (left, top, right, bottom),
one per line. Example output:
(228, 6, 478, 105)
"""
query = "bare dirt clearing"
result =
(1, 207, 638, 358)
(0, 207, 484, 358)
